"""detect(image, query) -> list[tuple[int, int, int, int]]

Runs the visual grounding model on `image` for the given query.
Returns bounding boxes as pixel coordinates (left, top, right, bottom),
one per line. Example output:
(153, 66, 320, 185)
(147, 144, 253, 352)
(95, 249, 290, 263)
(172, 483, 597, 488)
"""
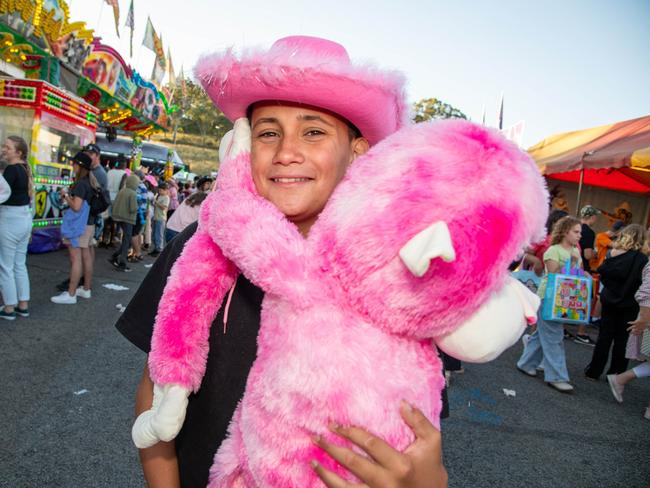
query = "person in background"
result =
(592, 220, 625, 270)
(109, 174, 140, 272)
(51, 152, 98, 304)
(196, 176, 214, 192)
(84, 144, 107, 263)
(149, 182, 169, 257)
(522, 209, 569, 276)
(579, 205, 600, 272)
(606, 258, 650, 420)
(166, 178, 179, 219)
(584, 224, 648, 380)
(142, 176, 157, 251)
(102, 157, 127, 248)
(128, 171, 149, 263)
(517, 216, 583, 393)
(572, 205, 601, 345)
(0, 136, 33, 320)
(165, 191, 207, 242)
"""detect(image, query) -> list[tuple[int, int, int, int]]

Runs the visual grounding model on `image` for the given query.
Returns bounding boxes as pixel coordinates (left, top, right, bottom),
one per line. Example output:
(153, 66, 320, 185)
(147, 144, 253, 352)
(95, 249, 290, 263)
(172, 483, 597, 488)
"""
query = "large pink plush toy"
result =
(133, 113, 547, 486)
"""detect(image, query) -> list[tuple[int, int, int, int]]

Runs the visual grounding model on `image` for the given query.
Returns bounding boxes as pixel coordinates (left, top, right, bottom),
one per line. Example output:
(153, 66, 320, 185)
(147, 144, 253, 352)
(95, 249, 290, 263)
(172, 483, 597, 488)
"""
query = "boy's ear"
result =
(351, 137, 370, 162)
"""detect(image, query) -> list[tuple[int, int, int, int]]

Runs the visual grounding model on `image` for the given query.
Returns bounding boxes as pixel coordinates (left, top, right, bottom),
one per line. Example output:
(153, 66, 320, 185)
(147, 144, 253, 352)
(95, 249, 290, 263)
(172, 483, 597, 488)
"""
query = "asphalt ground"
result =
(1, 246, 649, 487)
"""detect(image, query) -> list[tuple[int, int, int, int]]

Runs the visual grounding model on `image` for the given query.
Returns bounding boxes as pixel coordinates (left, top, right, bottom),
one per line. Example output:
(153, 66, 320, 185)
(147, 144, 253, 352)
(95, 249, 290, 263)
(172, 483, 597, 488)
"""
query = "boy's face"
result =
(250, 103, 368, 235)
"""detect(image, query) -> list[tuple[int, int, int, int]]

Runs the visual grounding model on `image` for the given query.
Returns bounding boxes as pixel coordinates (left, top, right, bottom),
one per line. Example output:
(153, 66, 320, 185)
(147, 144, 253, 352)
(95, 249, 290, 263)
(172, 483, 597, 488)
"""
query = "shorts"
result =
(133, 219, 144, 236)
(63, 224, 95, 249)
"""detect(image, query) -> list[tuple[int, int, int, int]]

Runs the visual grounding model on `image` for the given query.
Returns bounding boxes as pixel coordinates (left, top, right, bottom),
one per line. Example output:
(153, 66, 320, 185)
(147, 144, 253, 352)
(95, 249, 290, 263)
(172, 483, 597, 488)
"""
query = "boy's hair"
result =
(158, 182, 169, 190)
(550, 216, 581, 245)
(614, 224, 646, 252)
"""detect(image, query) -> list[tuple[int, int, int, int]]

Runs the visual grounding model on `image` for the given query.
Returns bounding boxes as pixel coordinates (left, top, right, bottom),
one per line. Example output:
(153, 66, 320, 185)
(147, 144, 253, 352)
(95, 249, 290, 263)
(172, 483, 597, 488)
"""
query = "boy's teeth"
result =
(274, 177, 309, 183)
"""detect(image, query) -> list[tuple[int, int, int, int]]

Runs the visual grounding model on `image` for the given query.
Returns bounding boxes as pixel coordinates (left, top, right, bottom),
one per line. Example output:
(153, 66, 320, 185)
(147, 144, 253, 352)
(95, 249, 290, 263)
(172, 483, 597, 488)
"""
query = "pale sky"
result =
(68, 0, 649, 147)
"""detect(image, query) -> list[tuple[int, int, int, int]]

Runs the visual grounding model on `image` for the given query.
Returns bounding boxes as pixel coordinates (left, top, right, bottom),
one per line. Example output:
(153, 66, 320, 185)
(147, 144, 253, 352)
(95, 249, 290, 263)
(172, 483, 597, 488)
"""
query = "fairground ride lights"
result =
(34, 176, 71, 185)
(32, 219, 62, 228)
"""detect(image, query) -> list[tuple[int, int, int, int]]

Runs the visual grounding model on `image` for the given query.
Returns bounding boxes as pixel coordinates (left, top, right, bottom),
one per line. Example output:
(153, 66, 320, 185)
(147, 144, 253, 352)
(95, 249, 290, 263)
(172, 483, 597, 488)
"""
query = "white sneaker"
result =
(76, 287, 92, 299)
(606, 374, 624, 403)
(51, 292, 77, 304)
(548, 381, 574, 393)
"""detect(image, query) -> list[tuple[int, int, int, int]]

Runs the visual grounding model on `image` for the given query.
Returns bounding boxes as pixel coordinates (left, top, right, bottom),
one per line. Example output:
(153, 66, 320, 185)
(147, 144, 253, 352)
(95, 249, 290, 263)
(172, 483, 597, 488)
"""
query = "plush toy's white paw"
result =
(435, 276, 540, 363)
(132, 384, 191, 449)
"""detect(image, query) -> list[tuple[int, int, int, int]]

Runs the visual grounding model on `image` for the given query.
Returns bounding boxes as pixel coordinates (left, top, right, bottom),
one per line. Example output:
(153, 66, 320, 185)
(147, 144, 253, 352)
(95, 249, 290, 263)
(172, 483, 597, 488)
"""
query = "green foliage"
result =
(171, 79, 233, 146)
(412, 98, 467, 123)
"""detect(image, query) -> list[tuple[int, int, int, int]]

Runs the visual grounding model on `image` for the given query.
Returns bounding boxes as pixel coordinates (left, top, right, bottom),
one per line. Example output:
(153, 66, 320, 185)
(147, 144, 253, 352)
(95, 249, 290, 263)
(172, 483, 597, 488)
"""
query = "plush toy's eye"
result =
(399, 221, 456, 277)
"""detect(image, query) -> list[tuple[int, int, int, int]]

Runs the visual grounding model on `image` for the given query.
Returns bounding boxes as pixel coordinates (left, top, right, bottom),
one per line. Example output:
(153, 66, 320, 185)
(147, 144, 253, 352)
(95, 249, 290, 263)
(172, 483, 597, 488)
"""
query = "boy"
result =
(149, 182, 169, 257)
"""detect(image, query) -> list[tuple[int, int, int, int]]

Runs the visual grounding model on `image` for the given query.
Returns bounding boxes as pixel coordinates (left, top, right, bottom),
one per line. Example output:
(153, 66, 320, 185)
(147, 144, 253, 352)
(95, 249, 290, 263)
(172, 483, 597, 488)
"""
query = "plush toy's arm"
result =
(132, 228, 237, 448)
(206, 118, 315, 304)
(434, 276, 540, 362)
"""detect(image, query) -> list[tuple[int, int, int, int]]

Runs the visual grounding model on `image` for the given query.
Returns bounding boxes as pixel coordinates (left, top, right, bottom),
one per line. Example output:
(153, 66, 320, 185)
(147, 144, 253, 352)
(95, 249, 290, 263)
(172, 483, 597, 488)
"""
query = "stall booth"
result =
(0, 77, 99, 252)
(528, 115, 650, 232)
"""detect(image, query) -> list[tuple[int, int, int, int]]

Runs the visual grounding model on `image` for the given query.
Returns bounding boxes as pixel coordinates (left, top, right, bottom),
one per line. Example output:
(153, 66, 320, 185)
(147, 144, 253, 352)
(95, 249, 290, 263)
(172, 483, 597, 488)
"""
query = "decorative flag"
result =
(124, 0, 135, 57)
(151, 59, 166, 86)
(179, 65, 187, 98)
(167, 48, 176, 87)
(142, 17, 156, 51)
(105, 0, 120, 38)
(497, 92, 504, 130)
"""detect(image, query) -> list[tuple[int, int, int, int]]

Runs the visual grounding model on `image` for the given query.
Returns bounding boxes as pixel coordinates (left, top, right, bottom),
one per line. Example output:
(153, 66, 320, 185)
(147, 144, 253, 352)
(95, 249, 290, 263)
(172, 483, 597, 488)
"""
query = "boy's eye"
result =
(305, 129, 325, 136)
(257, 131, 278, 138)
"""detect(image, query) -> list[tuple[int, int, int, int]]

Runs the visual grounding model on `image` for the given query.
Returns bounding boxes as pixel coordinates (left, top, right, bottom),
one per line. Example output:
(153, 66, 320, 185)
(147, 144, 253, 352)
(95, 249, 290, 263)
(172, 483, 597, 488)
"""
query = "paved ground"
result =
(1, 246, 649, 487)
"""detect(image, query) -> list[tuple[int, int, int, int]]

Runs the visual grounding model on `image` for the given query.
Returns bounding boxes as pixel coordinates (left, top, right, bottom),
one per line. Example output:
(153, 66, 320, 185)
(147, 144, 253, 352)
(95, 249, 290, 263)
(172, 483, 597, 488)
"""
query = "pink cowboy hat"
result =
(194, 36, 409, 145)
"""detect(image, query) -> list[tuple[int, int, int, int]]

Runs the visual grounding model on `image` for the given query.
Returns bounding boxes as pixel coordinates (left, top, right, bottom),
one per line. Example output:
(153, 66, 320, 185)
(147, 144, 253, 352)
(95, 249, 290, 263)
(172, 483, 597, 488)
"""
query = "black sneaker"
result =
(15, 307, 29, 317)
(56, 278, 70, 291)
(574, 334, 596, 346)
(0, 309, 16, 321)
(563, 330, 574, 340)
(108, 257, 120, 268)
(115, 264, 132, 272)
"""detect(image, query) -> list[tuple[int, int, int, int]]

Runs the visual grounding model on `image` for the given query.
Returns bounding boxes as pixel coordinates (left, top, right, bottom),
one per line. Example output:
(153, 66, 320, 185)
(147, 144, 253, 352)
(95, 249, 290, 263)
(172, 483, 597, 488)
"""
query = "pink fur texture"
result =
(195, 36, 409, 145)
(149, 120, 548, 486)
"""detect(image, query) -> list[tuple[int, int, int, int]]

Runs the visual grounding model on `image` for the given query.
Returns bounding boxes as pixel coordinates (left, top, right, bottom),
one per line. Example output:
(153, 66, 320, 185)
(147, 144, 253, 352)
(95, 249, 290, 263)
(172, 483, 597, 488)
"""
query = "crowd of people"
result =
(0, 136, 212, 308)
(516, 205, 650, 419)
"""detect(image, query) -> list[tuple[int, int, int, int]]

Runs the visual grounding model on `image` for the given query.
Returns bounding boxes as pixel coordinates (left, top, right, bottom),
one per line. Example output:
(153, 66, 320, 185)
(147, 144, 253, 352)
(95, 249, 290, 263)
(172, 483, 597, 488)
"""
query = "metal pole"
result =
(575, 167, 585, 216)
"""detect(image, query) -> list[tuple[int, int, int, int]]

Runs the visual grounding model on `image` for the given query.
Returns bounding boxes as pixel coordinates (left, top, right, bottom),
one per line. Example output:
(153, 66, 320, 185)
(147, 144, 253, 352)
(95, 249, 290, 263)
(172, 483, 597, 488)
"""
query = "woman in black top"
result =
(0, 135, 33, 320)
(585, 224, 648, 379)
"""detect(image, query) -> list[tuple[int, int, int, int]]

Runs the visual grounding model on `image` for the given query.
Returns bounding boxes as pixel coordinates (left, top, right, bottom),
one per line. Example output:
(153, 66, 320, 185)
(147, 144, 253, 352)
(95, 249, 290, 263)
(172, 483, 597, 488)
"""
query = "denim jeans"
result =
(0, 205, 32, 306)
(517, 309, 570, 382)
(152, 219, 165, 251)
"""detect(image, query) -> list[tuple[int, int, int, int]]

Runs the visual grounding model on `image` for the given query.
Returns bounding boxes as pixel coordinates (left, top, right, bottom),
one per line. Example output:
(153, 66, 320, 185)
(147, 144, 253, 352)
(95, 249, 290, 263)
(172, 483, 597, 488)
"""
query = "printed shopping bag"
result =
(541, 261, 593, 325)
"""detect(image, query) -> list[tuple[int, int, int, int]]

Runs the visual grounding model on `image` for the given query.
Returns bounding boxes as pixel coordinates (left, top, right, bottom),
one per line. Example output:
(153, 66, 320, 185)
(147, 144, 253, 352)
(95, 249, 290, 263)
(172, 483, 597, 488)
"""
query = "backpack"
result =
(89, 186, 111, 216)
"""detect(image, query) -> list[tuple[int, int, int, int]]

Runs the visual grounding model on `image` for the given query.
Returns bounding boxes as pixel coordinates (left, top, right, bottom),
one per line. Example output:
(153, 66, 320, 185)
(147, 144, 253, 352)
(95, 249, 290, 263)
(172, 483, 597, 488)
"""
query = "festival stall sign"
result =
(79, 39, 170, 137)
(0, 0, 94, 74)
(0, 76, 98, 251)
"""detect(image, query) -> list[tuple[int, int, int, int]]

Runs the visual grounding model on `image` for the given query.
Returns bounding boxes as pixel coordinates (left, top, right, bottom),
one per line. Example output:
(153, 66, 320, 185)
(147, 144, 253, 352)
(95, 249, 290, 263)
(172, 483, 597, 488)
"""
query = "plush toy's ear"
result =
(399, 221, 456, 277)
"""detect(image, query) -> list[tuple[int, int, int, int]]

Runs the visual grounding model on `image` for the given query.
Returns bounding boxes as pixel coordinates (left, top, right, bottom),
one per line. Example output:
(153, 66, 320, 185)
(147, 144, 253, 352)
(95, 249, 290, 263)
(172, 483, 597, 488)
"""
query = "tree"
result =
(412, 98, 467, 123)
(176, 79, 233, 145)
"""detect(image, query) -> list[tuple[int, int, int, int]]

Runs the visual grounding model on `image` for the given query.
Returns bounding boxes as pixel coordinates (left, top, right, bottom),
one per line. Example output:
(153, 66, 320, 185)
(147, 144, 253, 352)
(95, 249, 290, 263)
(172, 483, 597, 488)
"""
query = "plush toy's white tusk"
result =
(435, 276, 541, 363)
(399, 221, 456, 277)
